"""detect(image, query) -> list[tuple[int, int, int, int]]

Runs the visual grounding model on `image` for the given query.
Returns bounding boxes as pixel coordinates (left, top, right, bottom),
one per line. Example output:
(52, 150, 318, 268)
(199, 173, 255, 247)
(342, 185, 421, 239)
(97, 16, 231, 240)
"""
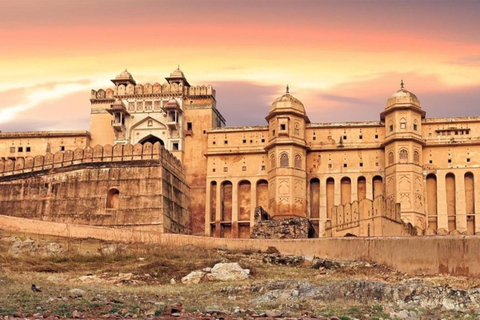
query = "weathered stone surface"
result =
(0, 147, 191, 234)
(208, 262, 250, 281)
(253, 279, 480, 312)
(251, 217, 315, 239)
(181, 270, 206, 284)
(182, 262, 249, 284)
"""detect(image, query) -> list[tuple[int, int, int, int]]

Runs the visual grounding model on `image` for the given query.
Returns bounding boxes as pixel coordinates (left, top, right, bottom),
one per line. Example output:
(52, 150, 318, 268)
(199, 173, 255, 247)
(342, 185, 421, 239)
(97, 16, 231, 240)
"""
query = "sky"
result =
(1, 0, 480, 131)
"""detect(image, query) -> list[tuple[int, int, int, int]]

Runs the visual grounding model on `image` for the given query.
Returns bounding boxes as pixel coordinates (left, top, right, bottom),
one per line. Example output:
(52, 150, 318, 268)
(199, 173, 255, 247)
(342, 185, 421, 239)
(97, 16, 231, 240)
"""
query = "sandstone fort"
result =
(0, 68, 478, 238)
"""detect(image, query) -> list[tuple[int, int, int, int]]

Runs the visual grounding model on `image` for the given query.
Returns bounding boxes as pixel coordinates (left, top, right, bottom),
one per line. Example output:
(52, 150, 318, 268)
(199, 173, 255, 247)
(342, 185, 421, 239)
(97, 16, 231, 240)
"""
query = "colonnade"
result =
(425, 170, 480, 234)
(205, 178, 268, 238)
(308, 174, 384, 236)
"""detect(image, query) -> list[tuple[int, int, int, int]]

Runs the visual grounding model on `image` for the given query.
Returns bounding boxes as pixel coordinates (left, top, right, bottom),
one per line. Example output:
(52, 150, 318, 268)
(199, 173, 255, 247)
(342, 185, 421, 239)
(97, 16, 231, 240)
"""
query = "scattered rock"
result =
(208, 262, 250, 281)
(181, 270, 206, 284)
(182, 262, 250, 284)
(69, 288, 86, 298)
(98, 243, 126, 255)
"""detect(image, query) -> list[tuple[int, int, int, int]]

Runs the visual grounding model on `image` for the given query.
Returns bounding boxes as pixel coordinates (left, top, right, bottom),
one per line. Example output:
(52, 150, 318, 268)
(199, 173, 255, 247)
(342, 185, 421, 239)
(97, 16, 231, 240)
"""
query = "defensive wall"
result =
(0, 214, 478, 278)
(328, 196, 415, 237)
(0, 142, 190, 234)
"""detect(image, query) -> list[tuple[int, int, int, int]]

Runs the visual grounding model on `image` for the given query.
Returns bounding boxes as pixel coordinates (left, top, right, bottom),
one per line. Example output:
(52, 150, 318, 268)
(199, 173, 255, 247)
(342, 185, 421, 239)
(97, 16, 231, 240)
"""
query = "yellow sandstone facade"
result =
(1, 69, 479, 237)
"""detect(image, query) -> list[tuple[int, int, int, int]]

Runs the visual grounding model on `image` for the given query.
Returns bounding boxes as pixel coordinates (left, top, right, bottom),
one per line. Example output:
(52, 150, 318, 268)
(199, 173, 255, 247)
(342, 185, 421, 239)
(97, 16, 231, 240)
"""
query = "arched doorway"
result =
(138, 135, 164, 146)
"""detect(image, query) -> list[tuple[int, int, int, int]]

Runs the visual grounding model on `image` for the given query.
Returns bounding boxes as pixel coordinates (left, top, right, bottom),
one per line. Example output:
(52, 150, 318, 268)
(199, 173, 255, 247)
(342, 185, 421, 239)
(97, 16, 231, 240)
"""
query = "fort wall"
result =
(0, 214, 478, 278)
(0, 142, 190, 234)
(328, 196, 414, 237)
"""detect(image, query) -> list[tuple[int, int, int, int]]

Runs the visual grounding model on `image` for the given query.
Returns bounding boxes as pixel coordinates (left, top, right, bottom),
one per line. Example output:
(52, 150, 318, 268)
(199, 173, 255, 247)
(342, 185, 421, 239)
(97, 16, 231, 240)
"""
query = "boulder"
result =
(208, 262, 250, 281)
(181, 270, 206, 284)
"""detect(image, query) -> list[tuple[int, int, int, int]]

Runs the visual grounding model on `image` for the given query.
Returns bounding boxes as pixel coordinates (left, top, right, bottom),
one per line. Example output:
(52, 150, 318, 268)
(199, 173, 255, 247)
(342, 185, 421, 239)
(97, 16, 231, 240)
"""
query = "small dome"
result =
(386, 82, 420, 108)
(170, 68, 185, 78)
(269, 93, 305, 114)
(116, 69, 134, 80)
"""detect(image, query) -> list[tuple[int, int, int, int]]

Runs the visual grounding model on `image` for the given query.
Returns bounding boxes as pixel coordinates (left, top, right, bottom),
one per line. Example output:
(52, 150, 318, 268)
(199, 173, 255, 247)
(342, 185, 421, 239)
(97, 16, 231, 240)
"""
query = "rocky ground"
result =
(0, 230, 479, 320)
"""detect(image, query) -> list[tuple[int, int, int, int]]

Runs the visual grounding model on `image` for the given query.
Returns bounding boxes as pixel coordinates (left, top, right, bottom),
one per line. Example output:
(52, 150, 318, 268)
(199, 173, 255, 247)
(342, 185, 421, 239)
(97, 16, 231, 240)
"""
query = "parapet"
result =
(90, 83, 215, 101)
(0, 142, 185, 180)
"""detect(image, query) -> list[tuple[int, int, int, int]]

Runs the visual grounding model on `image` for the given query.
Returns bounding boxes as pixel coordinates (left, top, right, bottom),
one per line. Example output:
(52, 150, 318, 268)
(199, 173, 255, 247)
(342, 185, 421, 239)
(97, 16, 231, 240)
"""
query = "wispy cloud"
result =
(0, 81, 92, 125)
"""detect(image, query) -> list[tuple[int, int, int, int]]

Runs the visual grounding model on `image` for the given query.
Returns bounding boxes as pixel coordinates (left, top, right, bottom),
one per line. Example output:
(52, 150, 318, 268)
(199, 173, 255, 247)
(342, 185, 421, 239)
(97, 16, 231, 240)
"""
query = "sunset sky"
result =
(1, 0, 480, 131)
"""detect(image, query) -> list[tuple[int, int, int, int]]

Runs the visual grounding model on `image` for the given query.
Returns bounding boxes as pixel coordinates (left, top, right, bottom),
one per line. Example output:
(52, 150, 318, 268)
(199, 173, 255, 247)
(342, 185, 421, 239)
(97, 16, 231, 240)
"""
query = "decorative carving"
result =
(270, 154, 275, 169)
(294, 153, 302, 169)
(400, 192, 411, 209)
(399, 174, 411, 191)
(279, 179, 290, 195)
(294, 179, 303, 197)
(280, 152, 289, 167)
(388, 151, 394, 165)
(414, 150, 420, 164)
(399, 149, 408, 163)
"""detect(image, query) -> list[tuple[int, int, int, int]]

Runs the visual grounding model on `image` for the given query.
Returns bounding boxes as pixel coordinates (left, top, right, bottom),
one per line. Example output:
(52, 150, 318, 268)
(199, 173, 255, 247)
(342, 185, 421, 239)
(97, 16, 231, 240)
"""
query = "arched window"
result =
(399, 149, 408, 163)
(388, 152, 394, 165)
(414, 150, 420, 164)
(270, 154, 275, 169)
(107, 188, 120, 209)
(294, 154, 302, 169)
(280, 152, 289, 167)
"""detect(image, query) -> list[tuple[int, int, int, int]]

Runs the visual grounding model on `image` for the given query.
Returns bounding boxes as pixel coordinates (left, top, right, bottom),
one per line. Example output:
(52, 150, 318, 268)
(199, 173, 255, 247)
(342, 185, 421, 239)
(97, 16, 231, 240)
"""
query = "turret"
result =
(382, 81, 426, 232)
(265, 87, 309, 218)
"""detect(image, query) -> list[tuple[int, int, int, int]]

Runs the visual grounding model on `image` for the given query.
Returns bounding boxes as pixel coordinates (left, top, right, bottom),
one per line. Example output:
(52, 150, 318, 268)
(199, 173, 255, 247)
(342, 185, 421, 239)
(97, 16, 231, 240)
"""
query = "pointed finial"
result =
(400, 79, 404, 89)
(286, 84, 289, 94)
(177, 64, 180, 70)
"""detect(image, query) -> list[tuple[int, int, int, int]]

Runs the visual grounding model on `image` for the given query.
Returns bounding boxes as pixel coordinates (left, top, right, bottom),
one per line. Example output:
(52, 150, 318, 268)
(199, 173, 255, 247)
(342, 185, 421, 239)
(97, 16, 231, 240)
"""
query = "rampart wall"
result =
(0, 142, 190, 234)
(0, 214, 478, 278)
(329, 196, 413, 237)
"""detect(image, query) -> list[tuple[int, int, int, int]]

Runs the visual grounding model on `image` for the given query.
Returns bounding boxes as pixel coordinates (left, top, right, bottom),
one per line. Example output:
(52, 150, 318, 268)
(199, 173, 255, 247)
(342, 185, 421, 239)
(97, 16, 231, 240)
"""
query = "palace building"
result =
(0, 69, 479, 237)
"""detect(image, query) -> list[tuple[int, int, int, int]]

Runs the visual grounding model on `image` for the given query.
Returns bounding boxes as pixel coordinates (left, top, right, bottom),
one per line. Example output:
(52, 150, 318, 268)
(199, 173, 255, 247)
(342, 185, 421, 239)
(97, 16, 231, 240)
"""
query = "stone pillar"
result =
(319, 178, 327, 237)
(366, 174, 373, 200)
(475, 172, 480, 234)
(232, 180, 239, 238)
(215, 180, 222, 237)
(455, 172, 467, 232)
(436, 172, 448, 230)
(351, 176, 358, 202)
(205, 180, 212, 236)
(334, 177, 341, 206)
(250, 181, 257, 233)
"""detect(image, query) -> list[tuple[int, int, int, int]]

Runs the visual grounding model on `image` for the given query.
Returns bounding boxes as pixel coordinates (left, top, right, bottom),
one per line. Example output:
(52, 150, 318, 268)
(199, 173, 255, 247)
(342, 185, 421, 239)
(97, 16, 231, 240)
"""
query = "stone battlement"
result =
(91, 83, 215, 101)
(0, 142, 184, 180)
(327, 196, 412, 237)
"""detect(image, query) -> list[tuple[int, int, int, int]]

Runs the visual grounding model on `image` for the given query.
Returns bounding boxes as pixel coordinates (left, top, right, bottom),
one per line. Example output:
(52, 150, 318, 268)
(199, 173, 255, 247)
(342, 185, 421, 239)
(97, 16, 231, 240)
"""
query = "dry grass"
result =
(0, 229, 479, 319)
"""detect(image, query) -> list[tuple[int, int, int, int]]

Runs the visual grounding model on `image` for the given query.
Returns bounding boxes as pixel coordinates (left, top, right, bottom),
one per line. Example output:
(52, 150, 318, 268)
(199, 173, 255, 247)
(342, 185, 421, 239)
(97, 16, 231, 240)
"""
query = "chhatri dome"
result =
(385, 80, 421, 109)
(170, 67, 185, 78)
(115, 69, 134, 81)
(269, 85, 306, 114)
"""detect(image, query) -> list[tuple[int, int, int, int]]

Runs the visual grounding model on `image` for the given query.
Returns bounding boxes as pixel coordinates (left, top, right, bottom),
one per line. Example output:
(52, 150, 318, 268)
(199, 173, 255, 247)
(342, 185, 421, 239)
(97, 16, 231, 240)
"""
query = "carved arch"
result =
(280, 152, 289, 167)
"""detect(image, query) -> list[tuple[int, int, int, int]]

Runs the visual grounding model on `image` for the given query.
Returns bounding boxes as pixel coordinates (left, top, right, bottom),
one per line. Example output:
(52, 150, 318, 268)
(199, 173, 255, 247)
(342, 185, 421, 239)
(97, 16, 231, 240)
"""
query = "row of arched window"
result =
(270, 152, 302, 169)
(388, 149, 420, 165)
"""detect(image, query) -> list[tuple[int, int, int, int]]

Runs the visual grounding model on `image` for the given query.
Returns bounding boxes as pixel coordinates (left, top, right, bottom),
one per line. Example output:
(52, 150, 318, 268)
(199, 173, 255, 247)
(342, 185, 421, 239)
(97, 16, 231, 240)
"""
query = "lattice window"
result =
(399, 149, 408, 162)
(294, 154, 302, 169)
(388, 152, 394, 165)
(270, 154, 275, 169)
(280, 152, 289, 167)
(414, 150, 420, 164)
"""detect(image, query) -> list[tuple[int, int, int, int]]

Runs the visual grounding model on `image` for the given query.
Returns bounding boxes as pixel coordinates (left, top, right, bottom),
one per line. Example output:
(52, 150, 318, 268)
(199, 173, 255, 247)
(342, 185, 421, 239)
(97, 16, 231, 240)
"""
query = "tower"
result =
(265, 88, 310, 218)
(381, 81, 426, 231)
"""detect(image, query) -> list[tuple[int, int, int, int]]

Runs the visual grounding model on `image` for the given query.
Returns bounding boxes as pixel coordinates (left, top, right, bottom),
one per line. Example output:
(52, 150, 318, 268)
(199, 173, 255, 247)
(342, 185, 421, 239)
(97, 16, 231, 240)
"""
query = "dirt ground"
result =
(0, 229, 479, 320)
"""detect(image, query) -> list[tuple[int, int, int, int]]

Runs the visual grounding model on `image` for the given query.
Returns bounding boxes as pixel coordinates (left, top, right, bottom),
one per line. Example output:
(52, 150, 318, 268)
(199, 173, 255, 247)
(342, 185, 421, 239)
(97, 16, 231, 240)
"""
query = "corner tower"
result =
(265, 87, 310, 218)
(381, 81, 426, 231)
